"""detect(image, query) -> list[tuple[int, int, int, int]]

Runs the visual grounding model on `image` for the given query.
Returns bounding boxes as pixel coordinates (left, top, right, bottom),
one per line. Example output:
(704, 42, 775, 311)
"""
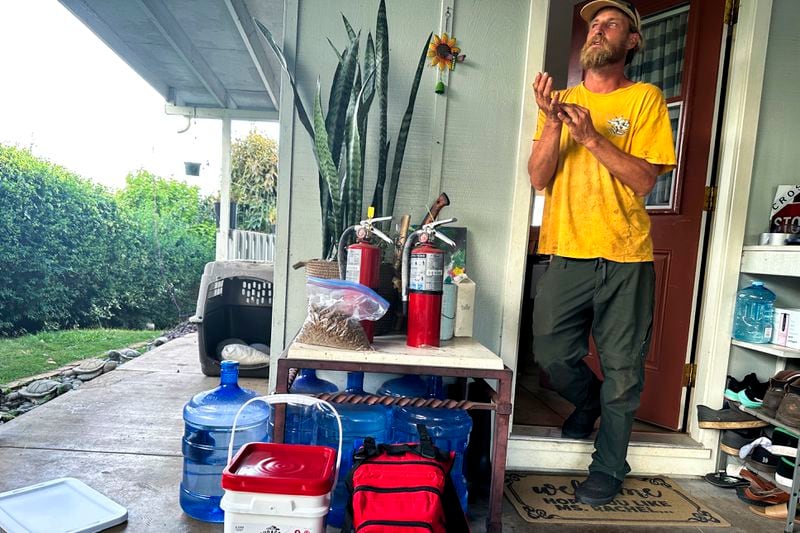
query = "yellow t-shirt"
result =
(534, 82, 676, 262)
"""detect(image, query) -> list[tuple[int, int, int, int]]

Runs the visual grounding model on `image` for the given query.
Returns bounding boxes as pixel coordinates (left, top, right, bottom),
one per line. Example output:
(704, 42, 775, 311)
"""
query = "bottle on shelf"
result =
(732, 280, 776, 344)
(391, 406, 473, 513)
(180, 360, 269, 523)
(314, 403, 391, 527)
(285, 368, 337, 445)
(377, 374, 428, 397)
(345, 371, 366, 394)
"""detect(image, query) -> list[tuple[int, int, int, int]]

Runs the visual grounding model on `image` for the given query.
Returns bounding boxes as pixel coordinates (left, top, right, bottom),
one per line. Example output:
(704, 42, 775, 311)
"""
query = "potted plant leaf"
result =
(256, 0, 431, 265)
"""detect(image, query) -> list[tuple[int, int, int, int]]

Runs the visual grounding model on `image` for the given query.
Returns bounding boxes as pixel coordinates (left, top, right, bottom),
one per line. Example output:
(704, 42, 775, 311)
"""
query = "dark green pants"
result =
(532, 256, 655, 480)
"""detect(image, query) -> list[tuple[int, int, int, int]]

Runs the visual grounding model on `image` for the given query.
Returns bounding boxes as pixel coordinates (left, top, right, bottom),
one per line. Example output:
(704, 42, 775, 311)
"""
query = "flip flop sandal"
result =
(739, 468, 777, 492)
(737, 486, 770, 507)
(744, 487, 790, 505)
(748, 503, 800, 523)
(703, 471, 751, 488)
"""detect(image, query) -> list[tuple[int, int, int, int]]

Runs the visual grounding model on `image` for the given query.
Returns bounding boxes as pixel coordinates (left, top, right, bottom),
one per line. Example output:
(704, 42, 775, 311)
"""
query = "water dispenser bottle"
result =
(285, 369, 337, 444)
(345, 371, 366, 394)
(392, 406, 473, 513)
(180, 360, 269, 523)
(315, 403, 391, 527)
(377, 374, 428, 397)
(732, 280, 776, 344)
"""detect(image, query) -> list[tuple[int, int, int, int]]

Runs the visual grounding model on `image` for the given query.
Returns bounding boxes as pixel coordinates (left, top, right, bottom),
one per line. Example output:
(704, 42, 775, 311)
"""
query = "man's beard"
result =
(580, 38, 627, 70)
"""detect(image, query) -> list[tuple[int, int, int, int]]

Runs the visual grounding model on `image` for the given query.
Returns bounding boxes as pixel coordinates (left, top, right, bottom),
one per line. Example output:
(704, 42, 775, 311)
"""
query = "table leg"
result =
(487, 373, 512, 533)
(273, 361, 289, 443)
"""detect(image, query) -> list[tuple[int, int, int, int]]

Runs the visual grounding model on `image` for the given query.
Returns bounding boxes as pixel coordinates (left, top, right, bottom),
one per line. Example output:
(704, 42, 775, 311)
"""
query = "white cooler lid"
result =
(0, 477, 127, 533)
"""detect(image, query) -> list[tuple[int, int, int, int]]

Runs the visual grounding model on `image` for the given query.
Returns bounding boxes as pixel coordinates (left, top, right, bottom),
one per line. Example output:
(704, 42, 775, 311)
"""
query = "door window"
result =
(625, 5, 689, 210)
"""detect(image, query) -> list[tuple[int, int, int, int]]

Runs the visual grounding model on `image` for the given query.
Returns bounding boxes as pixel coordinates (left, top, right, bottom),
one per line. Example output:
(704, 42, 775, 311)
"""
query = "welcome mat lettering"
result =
(504, 473, 729, 527)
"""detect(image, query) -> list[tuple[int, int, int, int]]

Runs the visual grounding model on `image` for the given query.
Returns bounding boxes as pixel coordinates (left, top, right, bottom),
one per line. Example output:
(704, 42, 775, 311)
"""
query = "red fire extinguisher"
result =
(338, 207, 393, 341)
(402, 218, 457, 348)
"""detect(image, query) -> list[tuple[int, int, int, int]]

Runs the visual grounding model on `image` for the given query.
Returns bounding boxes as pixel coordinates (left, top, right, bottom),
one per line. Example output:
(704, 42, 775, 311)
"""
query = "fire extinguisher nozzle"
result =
(402, 302, 408, 316)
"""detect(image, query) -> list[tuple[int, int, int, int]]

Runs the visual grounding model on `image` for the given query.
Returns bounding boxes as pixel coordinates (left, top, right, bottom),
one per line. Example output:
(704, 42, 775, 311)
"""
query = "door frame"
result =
(502, 0, 774, 472)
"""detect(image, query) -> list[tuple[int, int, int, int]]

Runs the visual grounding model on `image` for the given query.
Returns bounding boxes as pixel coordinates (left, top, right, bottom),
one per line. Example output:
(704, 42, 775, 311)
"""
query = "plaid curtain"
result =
(626, 7, 689, 99)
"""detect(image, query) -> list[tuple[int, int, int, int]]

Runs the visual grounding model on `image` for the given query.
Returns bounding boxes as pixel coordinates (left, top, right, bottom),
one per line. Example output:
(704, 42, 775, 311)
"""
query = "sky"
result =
(0, 0, 279, 196)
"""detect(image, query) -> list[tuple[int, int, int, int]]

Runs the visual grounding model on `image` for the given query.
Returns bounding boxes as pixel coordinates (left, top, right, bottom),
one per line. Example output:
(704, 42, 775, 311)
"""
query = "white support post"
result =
(216, 116, 233, 260)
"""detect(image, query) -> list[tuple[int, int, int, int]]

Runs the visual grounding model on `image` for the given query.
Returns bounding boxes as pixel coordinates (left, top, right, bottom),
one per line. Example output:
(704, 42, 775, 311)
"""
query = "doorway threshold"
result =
(507, 426, 713, 476)
(512, 424, 703, 447)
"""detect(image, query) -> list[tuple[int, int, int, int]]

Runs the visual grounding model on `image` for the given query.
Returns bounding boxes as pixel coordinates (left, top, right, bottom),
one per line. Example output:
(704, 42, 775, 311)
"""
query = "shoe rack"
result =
(728, 219, 800, 533)
(718, 2, 800, 529)
(737, 405, 800, 532)
(733, 247, 800, 376)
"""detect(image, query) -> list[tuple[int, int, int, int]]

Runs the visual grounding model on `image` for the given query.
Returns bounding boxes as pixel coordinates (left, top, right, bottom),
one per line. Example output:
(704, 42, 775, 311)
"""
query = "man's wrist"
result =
(583, 133, 602, 150)
(543, 118, 561, 130)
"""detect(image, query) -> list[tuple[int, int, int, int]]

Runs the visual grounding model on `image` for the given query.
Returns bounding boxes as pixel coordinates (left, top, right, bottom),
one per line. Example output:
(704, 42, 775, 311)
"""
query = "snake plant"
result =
(256, 0, 431, 259)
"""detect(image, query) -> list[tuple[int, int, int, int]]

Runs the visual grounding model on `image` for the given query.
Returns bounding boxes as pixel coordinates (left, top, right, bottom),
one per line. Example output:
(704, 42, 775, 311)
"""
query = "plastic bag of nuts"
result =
(296, 277, 389, 351)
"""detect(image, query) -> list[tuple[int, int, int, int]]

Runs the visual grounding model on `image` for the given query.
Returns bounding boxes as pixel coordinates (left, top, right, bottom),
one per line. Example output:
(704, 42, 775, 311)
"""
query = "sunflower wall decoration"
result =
(428, 32, 466, 94)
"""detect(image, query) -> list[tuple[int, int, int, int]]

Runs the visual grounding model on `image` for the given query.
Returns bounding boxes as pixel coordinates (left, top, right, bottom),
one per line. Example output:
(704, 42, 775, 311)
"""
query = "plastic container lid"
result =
(222, 442, 336, 496)
(0, 477, 127, 533)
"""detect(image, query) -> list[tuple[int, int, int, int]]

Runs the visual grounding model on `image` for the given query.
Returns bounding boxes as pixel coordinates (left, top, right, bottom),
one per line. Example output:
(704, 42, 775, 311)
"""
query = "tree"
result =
(114, 170, 216, 327)
(0, 145, 217, 334)
(0, 145, 120, 334)
(230, 130, 278, 232)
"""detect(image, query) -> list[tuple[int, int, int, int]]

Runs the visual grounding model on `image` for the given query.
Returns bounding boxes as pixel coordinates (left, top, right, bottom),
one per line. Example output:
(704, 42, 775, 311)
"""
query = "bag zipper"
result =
(356, 459, 447, 475)
(353, 485, 443, 497)
(356, 520, 435, 532)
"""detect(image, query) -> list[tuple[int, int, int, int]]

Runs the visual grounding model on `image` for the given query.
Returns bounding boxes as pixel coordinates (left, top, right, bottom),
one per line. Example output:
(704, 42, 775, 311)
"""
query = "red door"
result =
(572, 0, 728, 429)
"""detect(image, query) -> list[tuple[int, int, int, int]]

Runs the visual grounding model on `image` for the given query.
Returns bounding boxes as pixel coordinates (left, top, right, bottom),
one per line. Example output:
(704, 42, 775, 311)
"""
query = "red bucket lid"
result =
(222, 442, 336, 496)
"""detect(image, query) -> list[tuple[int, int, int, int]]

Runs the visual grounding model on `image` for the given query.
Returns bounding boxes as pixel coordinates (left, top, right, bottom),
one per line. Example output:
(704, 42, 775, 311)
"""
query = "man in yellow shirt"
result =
(528, 0, 676, 506)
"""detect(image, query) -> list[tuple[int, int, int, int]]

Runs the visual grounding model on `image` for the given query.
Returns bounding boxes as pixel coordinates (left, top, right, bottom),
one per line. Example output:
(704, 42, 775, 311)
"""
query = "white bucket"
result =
(220, 394, 342, 533)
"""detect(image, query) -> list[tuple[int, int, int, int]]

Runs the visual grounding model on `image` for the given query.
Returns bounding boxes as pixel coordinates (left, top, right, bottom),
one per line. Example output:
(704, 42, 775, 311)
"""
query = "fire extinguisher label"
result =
(410, 253, 444, 292)
(345, 248, 362, 282)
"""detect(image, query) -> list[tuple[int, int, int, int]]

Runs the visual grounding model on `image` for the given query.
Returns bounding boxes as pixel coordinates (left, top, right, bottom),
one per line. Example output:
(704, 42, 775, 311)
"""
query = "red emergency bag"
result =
(342, 424, 470, 532)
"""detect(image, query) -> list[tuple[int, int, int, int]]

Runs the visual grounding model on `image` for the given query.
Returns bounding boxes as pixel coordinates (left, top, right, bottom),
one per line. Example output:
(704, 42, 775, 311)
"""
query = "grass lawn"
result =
(0, 329, 158, 385)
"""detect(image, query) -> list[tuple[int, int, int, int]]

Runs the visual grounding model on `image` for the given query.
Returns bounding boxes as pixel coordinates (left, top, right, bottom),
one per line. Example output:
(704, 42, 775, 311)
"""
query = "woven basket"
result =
(304, 259, 341, 280)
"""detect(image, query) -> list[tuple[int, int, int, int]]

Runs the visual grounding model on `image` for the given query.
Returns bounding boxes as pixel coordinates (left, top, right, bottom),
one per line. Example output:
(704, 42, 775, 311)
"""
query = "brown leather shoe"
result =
(743, 487, 789, 505)
(775, 377, 800, 430)
(762, 370, 800, 418)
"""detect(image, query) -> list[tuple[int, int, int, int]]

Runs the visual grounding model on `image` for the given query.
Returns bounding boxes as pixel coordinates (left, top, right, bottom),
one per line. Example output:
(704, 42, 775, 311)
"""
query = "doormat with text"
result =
(504, 473, 729, 527)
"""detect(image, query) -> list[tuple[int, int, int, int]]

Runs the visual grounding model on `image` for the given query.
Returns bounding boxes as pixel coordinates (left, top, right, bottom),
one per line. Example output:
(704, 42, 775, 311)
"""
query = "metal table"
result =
(273, 336, 513, 533)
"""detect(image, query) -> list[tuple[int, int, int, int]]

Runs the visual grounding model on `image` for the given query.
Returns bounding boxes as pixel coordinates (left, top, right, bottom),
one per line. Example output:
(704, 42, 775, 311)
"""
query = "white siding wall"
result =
(279, 0, 532, 353)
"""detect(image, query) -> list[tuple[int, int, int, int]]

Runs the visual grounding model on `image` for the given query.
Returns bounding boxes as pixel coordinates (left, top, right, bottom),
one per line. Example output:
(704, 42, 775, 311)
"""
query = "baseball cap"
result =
(580, 0, 642, 32)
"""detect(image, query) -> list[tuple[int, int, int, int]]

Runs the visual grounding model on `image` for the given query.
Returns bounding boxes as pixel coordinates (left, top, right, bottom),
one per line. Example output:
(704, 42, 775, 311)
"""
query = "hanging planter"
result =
(184, 161, 201, 176)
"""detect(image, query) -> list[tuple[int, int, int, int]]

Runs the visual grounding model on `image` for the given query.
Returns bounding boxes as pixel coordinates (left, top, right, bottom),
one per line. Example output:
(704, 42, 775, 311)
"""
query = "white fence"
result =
(227, 229, 275, 262)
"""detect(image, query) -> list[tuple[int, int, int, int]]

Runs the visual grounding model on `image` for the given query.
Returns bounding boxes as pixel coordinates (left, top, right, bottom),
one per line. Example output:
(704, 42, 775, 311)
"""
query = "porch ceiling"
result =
(58, 0, 283, 116)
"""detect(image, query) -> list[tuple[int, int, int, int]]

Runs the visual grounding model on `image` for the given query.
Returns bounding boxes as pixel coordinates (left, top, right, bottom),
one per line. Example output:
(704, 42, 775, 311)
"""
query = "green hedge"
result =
(0, 145, 216, 335)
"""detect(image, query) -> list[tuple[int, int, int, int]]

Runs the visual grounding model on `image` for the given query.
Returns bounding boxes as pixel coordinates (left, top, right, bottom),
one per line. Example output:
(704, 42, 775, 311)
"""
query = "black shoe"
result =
(726, 372, 759, 394)
(562, 405, 601, 439)
(720, 427, 763, 455)
(562, 378, 602, 439)
(696, 404, 769, 429)
(575, 471, 623, 506)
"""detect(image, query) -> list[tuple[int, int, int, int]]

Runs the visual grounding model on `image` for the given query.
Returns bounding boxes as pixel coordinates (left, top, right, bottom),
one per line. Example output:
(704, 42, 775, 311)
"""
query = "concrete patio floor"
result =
(0, 333, 786, 532)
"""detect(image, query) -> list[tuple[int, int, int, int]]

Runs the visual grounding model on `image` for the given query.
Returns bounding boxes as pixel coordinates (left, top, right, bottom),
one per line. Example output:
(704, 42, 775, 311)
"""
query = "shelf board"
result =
(741, 245, 800, 277)
(731, 339, 800, 358)
(739, 405, 800, 437)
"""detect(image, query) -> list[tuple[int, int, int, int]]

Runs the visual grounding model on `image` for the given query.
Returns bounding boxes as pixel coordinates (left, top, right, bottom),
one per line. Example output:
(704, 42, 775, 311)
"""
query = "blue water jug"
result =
(377, 374, 428, 397)
(732, 280, 776, 343)
(180, 361, 269, 523)
(285, 369, 337, 444)
(315, 403, 391, 527)
(345, 371, 366, 394)
(392, 406, 473, 513)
